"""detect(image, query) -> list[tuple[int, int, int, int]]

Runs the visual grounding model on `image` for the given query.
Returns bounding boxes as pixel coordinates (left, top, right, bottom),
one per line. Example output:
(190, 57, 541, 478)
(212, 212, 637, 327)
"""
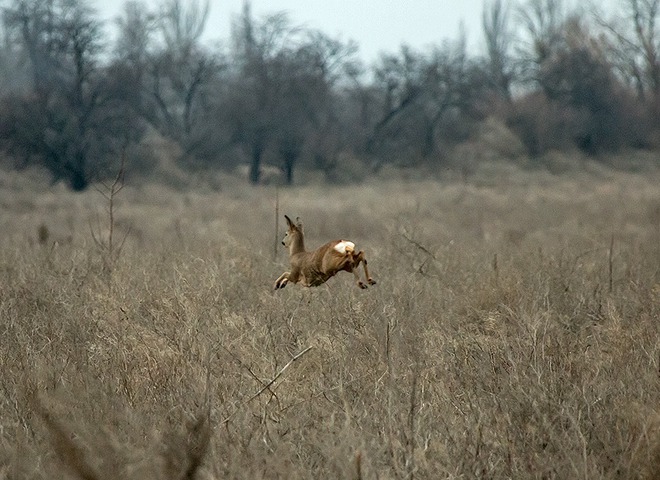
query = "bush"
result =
(508, 92, 588, 156)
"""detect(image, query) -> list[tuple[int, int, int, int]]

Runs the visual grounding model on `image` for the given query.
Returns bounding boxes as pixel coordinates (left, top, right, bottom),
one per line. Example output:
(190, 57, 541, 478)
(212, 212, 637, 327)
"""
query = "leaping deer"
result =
(274, 215, 376, 290)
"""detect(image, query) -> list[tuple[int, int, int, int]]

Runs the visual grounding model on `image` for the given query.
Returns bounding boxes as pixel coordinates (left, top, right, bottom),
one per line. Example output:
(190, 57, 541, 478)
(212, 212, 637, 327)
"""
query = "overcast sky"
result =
(92, 0, 614, 63)
(91, 0, 500, 61)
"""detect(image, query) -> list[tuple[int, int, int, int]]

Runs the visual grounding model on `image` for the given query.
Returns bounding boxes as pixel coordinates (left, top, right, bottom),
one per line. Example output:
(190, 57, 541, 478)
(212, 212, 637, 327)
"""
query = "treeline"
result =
(0, 0, 659, 190)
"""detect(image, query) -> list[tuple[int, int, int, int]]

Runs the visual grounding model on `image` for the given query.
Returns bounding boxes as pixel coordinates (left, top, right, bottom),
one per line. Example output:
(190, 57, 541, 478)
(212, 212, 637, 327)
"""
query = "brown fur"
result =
(274, 215, 376, 290)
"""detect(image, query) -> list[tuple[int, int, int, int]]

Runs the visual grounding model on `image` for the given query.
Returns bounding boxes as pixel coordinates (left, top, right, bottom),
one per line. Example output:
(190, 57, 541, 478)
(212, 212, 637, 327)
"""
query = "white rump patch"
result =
(334, 240, 355, 255)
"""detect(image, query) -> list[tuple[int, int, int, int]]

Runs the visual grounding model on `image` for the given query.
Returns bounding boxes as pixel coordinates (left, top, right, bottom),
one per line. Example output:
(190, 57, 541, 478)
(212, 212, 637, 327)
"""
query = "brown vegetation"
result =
(1, 162, 659, 478)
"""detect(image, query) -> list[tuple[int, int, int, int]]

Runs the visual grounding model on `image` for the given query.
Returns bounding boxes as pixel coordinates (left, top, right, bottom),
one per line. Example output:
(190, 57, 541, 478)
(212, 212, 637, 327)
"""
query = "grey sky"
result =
(93, 0, 497, 61)
(93, 0, 619, 62)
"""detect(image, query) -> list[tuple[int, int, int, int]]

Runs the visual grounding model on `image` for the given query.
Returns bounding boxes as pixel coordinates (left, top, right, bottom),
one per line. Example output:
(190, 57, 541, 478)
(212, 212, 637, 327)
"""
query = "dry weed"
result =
(0, 164, 659, 478)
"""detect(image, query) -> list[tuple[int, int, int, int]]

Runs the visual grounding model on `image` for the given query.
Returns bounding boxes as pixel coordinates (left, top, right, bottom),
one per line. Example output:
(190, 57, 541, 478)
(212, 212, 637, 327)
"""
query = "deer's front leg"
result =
(352, 267, 368, 289)
(339, 255, 367, 289)
(274, 272, 290, 290)
(362, 257, 376, 286)
(354, 251, 376, 286)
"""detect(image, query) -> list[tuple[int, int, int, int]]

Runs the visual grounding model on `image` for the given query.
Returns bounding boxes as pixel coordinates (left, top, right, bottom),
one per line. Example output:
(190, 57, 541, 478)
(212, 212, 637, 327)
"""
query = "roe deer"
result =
(274, 215, 376, 290)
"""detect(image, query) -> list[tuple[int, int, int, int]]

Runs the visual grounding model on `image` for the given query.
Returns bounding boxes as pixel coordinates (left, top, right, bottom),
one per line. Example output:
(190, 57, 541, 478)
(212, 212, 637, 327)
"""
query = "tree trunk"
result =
(283, 156, 294, 185)
(68, 165, 89, 191)
(249, 140, 264, 184)
(279, 138, 300, 185)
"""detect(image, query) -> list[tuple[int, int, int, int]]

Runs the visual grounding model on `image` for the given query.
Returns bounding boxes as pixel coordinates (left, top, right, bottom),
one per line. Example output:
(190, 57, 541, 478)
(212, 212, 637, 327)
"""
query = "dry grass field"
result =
(1, 161, 660, 479)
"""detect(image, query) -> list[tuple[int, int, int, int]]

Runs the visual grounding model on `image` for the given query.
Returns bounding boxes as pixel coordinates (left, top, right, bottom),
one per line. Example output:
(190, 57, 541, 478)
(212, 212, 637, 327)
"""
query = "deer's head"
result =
(282, 215, 305, 253)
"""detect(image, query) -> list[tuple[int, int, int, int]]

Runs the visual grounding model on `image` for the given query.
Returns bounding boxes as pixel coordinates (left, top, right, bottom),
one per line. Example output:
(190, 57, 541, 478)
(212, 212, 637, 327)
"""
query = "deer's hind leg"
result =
(352, 251, 376, 288)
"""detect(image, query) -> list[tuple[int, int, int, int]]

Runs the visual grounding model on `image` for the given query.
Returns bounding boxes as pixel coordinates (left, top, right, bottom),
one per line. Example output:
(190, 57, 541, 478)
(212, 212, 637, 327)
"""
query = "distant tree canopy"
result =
(0, 0, 657, 189)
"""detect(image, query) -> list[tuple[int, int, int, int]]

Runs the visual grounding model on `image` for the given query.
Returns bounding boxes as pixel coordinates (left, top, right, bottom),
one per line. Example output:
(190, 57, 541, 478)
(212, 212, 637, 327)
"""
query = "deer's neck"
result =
(289, 234, 305, 255)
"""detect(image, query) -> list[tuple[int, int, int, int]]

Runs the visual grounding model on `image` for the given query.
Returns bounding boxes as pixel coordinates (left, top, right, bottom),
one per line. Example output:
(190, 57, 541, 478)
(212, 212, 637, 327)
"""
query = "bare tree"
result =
(517, 0, 567, 80)
(159, 0, 209, 55)
(483, 0, 515, 100)
(421, 36, 486, 158)
(2, 0, 124, 190)
(367, 46, 425, 158)
(277, 32, 358, 184)
(598, 0, 660, 103)
(112, 1, 157, 110)
(509, 11, 643, 155)
(227, 3, 300, 183)
(3, 0, 66, 93)
(367, 39, 486, 166)
(144, 0, 222, 155)
(0, 3, 28, 95)
(299, 32, 360, 181)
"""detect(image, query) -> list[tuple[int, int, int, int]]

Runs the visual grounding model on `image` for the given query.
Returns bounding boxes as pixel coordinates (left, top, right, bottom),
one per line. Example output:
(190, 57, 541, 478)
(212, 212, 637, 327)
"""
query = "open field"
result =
(1, 162, 660, 479)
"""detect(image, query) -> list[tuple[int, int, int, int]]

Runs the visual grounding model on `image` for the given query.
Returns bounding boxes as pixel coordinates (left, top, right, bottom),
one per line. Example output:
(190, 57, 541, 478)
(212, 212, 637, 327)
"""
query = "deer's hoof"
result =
(368, 278, 377, 285)
(358, 281, 368, 289)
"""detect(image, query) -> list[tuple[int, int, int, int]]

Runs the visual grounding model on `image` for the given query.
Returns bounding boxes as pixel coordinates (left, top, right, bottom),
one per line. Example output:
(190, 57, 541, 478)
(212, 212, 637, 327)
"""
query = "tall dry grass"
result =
(0, 162, 659, 479)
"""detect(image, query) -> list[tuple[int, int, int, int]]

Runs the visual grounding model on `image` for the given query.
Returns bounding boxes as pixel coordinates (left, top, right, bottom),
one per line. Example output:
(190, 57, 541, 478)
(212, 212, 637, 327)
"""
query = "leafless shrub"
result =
(90, 151, 131, 272)
(34, 396, 212, 480)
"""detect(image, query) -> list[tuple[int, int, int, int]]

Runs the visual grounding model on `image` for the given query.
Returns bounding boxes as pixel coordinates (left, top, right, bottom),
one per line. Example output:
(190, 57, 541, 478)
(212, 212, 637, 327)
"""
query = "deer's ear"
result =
(284, 215, 294, 228)
(295, 217, 303, 230)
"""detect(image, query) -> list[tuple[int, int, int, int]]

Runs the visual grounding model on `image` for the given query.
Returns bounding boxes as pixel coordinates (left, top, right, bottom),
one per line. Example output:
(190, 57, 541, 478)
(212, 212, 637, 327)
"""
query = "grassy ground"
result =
(1, 162, 659, 479)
